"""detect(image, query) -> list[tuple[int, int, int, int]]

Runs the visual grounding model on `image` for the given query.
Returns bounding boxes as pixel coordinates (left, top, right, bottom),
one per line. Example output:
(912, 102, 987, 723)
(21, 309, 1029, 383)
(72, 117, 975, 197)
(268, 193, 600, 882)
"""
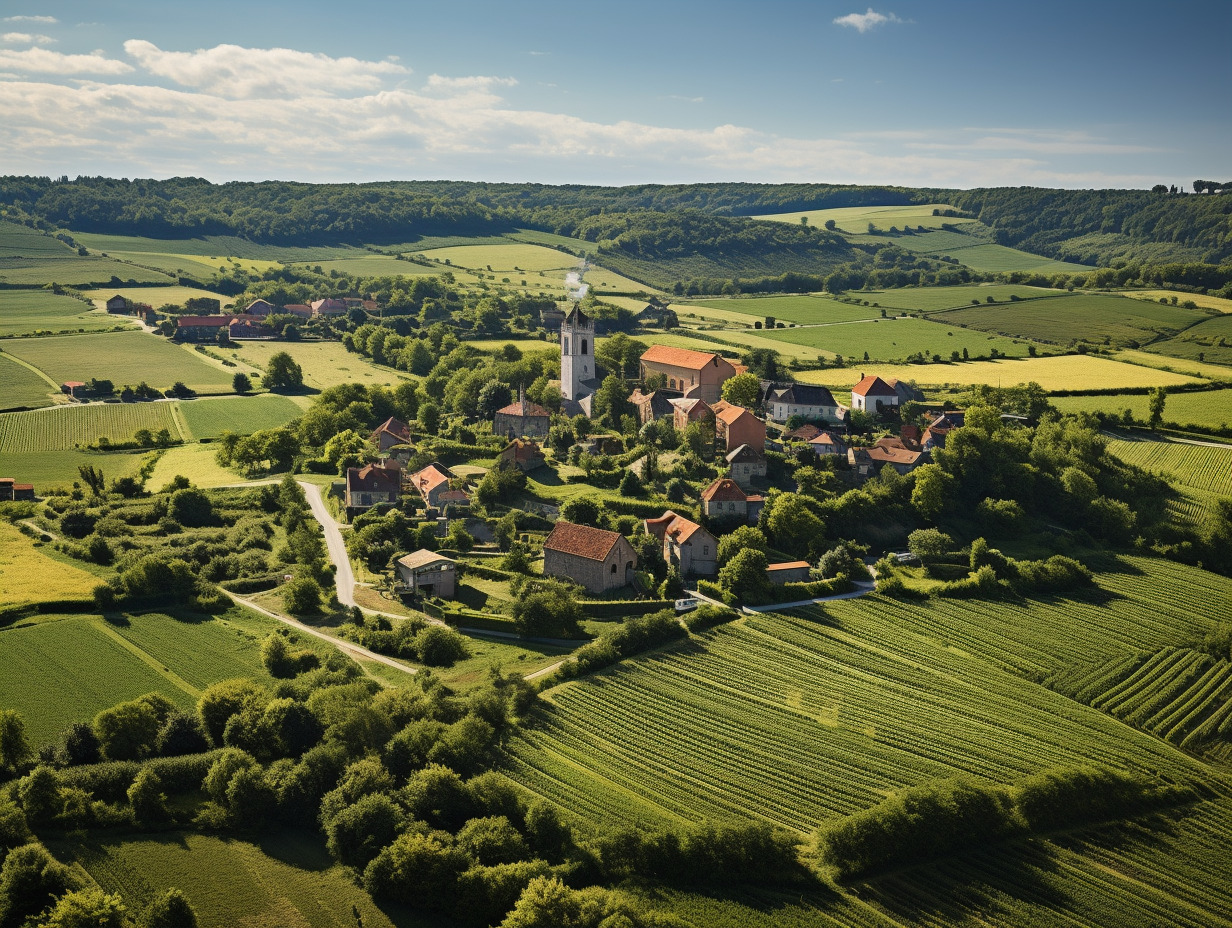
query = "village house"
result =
(808, 431, 846, 457)
(283, 304, 313, 318)
(370, 416, 414, 453)
(644, 511, 718, 577)
(243, 299, 276, 316)
(0, 478, 35, 501)
(639, 345, 737, 404)
(713, 403, 766, 454)
(396, 549, 457, 600)
(767, 561, 812, 585)
(493, 392, 552, 440)
(763, 382, 847, 426)
(409, 463, 465, 510)
(848, 442, 931, 479)
(61, 381, 87, 400)
(105, 294, 128, 313)
(670, 397, 713, 433)
(228, 319, 277, 340)
(542, 521, 637, 594)
(173, 316, 231, 342)
(783, 423, 822, 442)
(922, 411, 965, 451)
(498, 439, 546, 473)
(725, 444, 767, 490)
(629, 387, 682, 426)
(700, 477, 764, 525)
(310, 298, 348, 316)
(851, 374, 901, 414)
(345, 462, 401, 515)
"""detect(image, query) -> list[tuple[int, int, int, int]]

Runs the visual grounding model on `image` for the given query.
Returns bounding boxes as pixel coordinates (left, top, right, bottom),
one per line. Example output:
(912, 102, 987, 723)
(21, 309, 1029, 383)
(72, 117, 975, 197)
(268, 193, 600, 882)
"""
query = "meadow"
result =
(1, 331, 236, 392)
(933, 293, 1208, 347)
(144, 443, 250, 491)
(1106, 437, 1232, 499)
(0, 402, 183, 452)
(921, 241, 1089, 274)
(1050, 388, 1232, 431)
(754, 316, 1043, 361)
(1, 448, 148, 491)
(752, 203, 976, 233)
(70, 231, 361, 262)
(854, 284, 1064, 312)
(0, 220, 78, 258)
(0, 289, 126, 337)
(684, 294, 883, 326)
(0, 352, 59, 409)
(1126, 290, 1232, 313)
(0, 255, 174, 287)
(228, 339, 410, 391)
(83, 285, 240, 312)
(632, 328, 818, 362)
(793, 355, 1202, 392)
(177, 394, 304, 439)
(1145, 314, 1232, 366)
(1113, 347, 1232, 380)
(0, 522, 99, 609)
(416, 242, 579, 273)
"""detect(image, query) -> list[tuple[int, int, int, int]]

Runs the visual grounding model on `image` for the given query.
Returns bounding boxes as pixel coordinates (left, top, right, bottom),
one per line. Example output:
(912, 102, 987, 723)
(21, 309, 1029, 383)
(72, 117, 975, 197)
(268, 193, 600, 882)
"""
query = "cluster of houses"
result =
(172, 297, 379, 342)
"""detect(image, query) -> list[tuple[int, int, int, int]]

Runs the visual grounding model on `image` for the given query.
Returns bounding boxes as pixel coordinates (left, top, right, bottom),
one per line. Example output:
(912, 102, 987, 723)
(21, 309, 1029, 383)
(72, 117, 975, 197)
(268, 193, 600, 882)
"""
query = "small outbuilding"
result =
(767, 561, 812, 585)
(396, 550, 457, 599)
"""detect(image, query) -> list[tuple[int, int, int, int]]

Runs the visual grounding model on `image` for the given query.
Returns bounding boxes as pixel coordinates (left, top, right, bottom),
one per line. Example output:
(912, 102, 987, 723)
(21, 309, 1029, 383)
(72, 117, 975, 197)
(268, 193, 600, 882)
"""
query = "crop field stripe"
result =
(0, 403, 183, 453)
(0, 349, 59, 389)
(90, 619, 201, 699)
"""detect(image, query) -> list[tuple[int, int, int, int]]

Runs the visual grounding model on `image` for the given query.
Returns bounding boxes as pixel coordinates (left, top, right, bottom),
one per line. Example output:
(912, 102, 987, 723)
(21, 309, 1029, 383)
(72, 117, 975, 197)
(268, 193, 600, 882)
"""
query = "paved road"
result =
(298, 481, 356, 608)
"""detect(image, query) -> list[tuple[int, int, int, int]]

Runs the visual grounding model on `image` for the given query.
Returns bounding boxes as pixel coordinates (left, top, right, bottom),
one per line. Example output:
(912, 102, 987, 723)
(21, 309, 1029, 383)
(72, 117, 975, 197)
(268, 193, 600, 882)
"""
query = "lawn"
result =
(177, 394, 303, 439)
(933, 293, 1208, 347)
(793, 355, 1202, 391)
(0, 352, 59, 410)
(1051, 389, 1232, 431)
(227, 340, 411, 391)
(0, 289, 126, 337)
(1144, 313, 1232, 366)
(1, 331, 236, 391)
(0, 402, 183, 452)
(0, 522, 99, 609)
(684, 294, 881, 326)
(754, 316, 1043, 361)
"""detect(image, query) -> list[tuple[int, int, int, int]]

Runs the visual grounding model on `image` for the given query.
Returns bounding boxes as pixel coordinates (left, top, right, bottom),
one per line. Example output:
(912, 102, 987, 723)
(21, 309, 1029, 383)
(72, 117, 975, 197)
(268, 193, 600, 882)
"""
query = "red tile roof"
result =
(501, 439, 543, 462)
(785, 423, 823, 441)
(808, 432, 842, 446)
(767, 560, 811, 572)
(371, 416, 413, 442)
(411, 463, 453, 494)
(543, 521, 623, 561)
(346, 463, 400, 493)
(700, 478, 748, 503)
(852, 375, 898, 397)
(641, 345, 725, 371)
(644, 510, 708, 545)
(495, 398, 552, 418)
(716, 404, 754, 426)
(177, 315, 231, 327)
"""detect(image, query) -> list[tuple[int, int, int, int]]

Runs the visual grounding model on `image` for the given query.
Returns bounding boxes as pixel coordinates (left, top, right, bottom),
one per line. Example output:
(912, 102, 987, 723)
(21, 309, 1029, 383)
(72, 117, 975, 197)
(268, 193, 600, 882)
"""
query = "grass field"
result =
(1113, 348, 1232, 380)
(933, 293, 1208, 347)
(0, 220, 79, 258)
(416, 242, 578, 273)
(794, 355, 1202, 392)
(923, 241, 1089, 274)
(1145, 314, 1232, 366)
(70, 231, 361, 262)
(0, 352, 60, 409)
(227, 340, 410, 391)
(178, 394, 303, 439)
(1125, 290, 1232, 314)
(0, 289, 127, 337)
(1, 448, 149, 491)
(1106, 436, 1232, 499)
(684, 294, 882, 326)
(291, 255, 447, 278)
(83, 285, 239, 312)
(0, 402, 183, 452)
(1, 331, 236, 391)
(752, 203, 977, 233)
(0, 522, 99, 609)
(145, 443, 247, 490)
(753, 316, 1043, 360)
(632, 328, 819, 362)
(57, 832, 403, 928)
(0, 255, 174, 287)
(854, 284, 1066, 312)
(1051, 389, 1232, 431)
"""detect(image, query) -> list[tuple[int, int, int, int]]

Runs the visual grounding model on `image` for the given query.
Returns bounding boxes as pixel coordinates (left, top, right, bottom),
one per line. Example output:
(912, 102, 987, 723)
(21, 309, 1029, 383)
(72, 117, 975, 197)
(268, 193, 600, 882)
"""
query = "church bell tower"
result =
(560, 304, 594, 402)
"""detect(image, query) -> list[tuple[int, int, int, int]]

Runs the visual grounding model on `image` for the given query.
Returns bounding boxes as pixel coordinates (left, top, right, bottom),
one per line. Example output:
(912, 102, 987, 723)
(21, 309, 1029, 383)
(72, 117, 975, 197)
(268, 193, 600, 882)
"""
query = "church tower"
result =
(560, 304, 594, 402)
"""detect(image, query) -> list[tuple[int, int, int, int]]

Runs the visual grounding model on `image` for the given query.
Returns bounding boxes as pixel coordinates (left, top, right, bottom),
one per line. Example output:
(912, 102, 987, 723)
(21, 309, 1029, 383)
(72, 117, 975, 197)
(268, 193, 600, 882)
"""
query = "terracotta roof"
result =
(543, 521, 623, 561)
(437, 489, 470, 503)
(644, 510, 710, 545)
(716, 404, 754, 426)
(700, 478, 748, 503)
(282, 304, 312, 314)
(852, 375, 898, 397)
(808, 432, 842, 446)
(371, 416, 413, 442)
(410, 463, 454, 494)
(311, 298, 348, 314)
(347, 463, 400, 493)
(785, 423, 822, 441)
(62, 381, 86, 389)
(852, 445, 928, 466)
(501, 439, 544, 462)
(495, 398, 552, 418)
(396, 549, 455, 571)
(641, 344, 725, 371)
(767, 560, 811, 572)
(0, 478, 12, 485)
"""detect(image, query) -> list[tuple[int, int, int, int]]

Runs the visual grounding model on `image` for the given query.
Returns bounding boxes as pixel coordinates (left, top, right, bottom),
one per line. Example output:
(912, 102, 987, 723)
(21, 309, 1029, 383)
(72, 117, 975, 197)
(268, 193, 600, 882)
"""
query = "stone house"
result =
(724, 444, 767, 490)
(370, 416, 414, 452)
(639, 346, 737, 404)
(670, 397, 713, 433)
(714, 403, 765, 454)
(848, 442, 931, 478)
(767, 561, 812, 585)
(105, 294, 128, 313)
(630, 387, 682, 426)
(542, 522, 637, 594)
(498, 439, 546, 472)
(0, 478, 35, 501)
(310, 298, 348, 316)
(644, 511, 718, 578)
(494, 395, 552, 440)
(409, 463, 464, 509)
(244, 299, 277, 316)
(699, 477, 763, 525)
(396, 549, 457, 599)
(808, 431, 846, 457)
(174, 316, 231, 342)
(345, 463, 401, 514)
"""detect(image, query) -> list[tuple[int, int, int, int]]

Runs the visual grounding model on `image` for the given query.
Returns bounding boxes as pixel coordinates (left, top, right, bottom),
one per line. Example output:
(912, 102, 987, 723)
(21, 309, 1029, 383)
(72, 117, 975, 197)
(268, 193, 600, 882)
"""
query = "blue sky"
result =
(0, 0, 1227, 188)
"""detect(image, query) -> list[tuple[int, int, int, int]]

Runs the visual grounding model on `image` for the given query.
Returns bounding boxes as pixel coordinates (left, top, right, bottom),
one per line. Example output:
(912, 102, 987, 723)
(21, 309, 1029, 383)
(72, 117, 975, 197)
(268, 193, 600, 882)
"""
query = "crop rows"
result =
(0, 402, 182, 452)
(1108, 438, 1232, 498)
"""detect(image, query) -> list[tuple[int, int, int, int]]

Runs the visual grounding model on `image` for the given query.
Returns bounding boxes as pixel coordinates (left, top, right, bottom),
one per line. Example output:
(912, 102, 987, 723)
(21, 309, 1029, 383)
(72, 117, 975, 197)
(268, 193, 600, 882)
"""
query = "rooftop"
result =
(852, 375, 898, 397)
(641, 344, 729, 372)
(543, 521, 623, 561)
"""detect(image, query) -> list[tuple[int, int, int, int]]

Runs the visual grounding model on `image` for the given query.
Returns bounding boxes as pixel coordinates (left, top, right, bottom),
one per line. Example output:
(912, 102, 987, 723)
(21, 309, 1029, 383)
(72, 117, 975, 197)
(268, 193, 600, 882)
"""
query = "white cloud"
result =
(833, 8, 905, 32)
(3, 15, 57, 24)
(0, 47, 131, 75)
(123, 40, 409, 98)
(666, 94, 704, 103)
(425, 74, 516, 92)
(2, 33, 55, 45)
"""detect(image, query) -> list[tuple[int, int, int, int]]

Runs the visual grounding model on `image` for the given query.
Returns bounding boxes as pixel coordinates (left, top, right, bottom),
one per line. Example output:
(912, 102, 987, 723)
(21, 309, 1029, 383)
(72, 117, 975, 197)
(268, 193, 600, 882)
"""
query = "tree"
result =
(512, 590, 583, 638)
(0, 710, 30, 775)
(326, 794, 406, 867)
(595, 333, 648, 380)
(0, 843, 80, 928)
(127, 768, 169, 828)
(93, 694, 173, 761)
(232, 372, 252, 393)
(1148, 387, 1166, 429)
(198, 679, 268, 745)
(763, 493, 824, 558)
(718, 548, 770, 602)
(717, 525, 767, 567)
(283, 577, 324, 615)
(33, 887, 127, 928)
(265, 351, 303, 390)
(592, 374, 633, 427)
(168, 487, 213, 527)
(721, 371, 761, 410)
(560, 497, 602, 527)
(477, 380, 513, 420)
(77, 464, 106, 497)
(142, 889, 198, 928)
(906, 528, 954, 565)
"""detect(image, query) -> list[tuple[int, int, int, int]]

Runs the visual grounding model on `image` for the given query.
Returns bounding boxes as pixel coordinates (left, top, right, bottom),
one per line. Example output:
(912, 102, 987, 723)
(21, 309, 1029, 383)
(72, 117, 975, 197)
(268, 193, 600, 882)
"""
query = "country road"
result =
(298, 481, 356, 608)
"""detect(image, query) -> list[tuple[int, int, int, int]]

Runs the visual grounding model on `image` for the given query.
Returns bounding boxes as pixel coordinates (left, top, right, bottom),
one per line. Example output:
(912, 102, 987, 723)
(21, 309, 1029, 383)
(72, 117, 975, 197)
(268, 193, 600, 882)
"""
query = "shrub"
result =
(282, 577, 324, 615)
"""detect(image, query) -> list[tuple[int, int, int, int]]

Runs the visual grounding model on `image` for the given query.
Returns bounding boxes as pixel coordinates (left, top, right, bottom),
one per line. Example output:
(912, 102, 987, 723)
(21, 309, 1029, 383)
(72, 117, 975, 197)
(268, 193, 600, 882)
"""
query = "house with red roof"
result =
(410, 463, 464, 510)
(714, 403, 766, 454)
(345, 462, 401, 514)
(0, 477, 35, 501)
(494, 392, 552, 440)
(543, 522, 637, 594)
(851, 374, 901, 413)
(310, 298, 348, 316)
(498, 439, 546, 473)
(808, 431, 846, 457)
(644, 510, 718, 577)
(639, 345, 737, 404)
(767, 561, 812, 584)
(630, 387, 683, 425)
(699, 477, 764, 525)
(848, 441, 931, 479)
(724, 444, 767, 491)
(670, 397, 713, 433)
(370, 416, 414, 452)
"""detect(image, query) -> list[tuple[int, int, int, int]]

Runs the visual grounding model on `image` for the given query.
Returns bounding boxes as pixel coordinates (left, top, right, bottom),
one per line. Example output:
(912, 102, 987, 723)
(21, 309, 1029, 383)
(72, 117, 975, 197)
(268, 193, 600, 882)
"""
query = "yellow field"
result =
(226, 340, 410, 390)
(1112, 349, 1232, 380)
(635, 329, 818, 361)
(0, 521, 99, 606)
(1123, 290, 1232, 314)
(145, 443, 248, 491)
(752, 203, 976, 233)
(417, 242, 578, 273)
(794, 355, 1202, 392)
(84, 285, 238, 312)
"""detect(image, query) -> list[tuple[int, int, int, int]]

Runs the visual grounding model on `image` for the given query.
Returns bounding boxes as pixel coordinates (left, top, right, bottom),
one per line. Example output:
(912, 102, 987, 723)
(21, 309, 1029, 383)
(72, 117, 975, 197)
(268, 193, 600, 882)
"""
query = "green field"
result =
(0, 289, 127, 337)
(1, 331, 236, 391)
(144, 443, 249, 491)
(632, 328, 817, 362)
(754, 316, 1043, 361)
(0, 220, 79, 258)
(56, 832, 402, 928)
(228, 339, 410, 391)
(417, 242, 579, 273)
(83, 285, 239, 312)
(1127, 290, 1232, 314)
(0, 352, 59, 409)
(2, 448, 149, 491)
(0, 255, 175, 287)
(178, 394, 303, 439)
(0, 522, 100, 609)
(924, 241, 1089, 274)
(292, 255, 446, 278)
(1113, 347, 1232, 380)
(933, 293, 1208, 347)
(685, 294, 881, 326)
(855, 284, 1065, 312)
(1145, 314, 1232, 366)
(1051, 389, 1232, 431)
(794, 354, 1202, 392)
(0, 402, 183, 452)
(752, 203, 977, 233)
(71, 231, 361, 262)
(1107, 437, 1232, 499)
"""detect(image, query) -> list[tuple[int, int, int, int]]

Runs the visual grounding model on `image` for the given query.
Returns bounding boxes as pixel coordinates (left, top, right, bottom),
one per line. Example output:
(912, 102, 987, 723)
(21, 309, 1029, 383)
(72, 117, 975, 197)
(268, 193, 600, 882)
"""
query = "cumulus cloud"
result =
(0, 47, 131, 75)
(833, 8, 905, 32)
(3, 15, 57, 23)
(2, 33, 55, 45)
(123, 40, 409, 98)
(424, 74, 517, 92)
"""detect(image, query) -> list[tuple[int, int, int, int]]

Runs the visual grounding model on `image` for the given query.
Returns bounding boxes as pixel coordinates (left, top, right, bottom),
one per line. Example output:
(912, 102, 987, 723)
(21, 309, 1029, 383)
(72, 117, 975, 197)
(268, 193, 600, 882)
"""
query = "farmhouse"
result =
(310, 298, 348, 316)
(345, 462, 401, 514)
(725, 444, 767, 490)
(644, 511, 718, 577)
(767, 561, 812, 585)
(174, 315, 231, 342)
(370, 416, 414, 452)
(763, 382, 847, 426)
(670, 397, 713, 433)
(409, 463, 463, 510)
(700, 477, 763, 524)
(61, 381, 86, 399)
(639, 345, 737, 404)
(283, 304, 313, 318)
(494, 392, 552, 440)
(542, 522, 637, 594)
(630, 387, 682, 426)
(0, 478, 35, 501)
(851, 374, 901, 413)
(808, 431, 846, 457)
(228, 319, 276, 340)
(498, 439, 546, 473)
(244, 299, 276, 316)
(922, 411, 965, 451)
(396, 549, 457, 600)
(713, 403, 766, 454)
(848, 443, 931, 478)
(105, 294, 128, 313)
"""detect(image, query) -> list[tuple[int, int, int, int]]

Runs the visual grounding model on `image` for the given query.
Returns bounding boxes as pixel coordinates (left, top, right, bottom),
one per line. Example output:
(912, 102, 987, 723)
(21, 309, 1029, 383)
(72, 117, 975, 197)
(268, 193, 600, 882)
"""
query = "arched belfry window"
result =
(581, 338, 588, 355)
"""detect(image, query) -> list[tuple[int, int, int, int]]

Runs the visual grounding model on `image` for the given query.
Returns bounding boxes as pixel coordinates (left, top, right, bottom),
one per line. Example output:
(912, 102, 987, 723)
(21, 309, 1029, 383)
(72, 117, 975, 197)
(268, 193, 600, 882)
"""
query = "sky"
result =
(0, 0, 1227, 190)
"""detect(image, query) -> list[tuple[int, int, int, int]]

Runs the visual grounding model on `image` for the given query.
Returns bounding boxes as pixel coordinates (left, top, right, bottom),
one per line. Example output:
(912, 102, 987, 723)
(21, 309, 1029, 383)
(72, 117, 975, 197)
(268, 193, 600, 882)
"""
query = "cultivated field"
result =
(1126, 290, 1232, 314)
(933, 293, 1208, 347)
(753, 316, 1043, 360)
(633, 328, 817, 362)
(1051, 389, 1232, 431)
(794, 355, 1202, 391)
(290, 254, 446, 278)
(227, 339, 410, 390)
(177, 394, 303, 439)
(416, 242, 579, 273)
(856, 284, 1065, 312)
(1, 448, 148, 491)
(0, 402, 182, 452)
(1145, 314, 1232, 366)
(0, 255, 174, 287)
(1106, 437, 1232, 499)
(1, 331, 236, 391)
(0, 522, 99, 609)
(0, 352, 59, 409)
(752, 203, 976, 233)
(1113, 347, 1232, 380)
(0, 289, 126, 337)
(684, 294, 881, 326)
(920, 241, 1089, 274)
(70, 231, 361, 262)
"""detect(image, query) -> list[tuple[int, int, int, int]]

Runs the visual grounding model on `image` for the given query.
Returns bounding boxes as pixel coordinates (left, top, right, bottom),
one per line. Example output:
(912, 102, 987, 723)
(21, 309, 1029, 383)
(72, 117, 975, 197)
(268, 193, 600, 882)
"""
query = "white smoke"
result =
(565, 266, 589, 302)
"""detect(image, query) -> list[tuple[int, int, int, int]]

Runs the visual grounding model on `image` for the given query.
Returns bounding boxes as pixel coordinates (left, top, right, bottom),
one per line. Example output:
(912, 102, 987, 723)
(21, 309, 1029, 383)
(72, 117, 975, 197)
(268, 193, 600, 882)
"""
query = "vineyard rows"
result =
(1108, 438, 1232, 498)
(0, 402, 182, 452)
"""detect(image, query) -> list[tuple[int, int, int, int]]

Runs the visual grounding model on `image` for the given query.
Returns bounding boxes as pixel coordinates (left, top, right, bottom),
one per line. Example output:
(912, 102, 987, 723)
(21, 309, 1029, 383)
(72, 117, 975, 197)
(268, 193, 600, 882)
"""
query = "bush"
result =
(547, 611, 686, 685)
(363, 831, 471, 912)
(282, 577, 324, 615)
(1015, 766, 1187, 831)
(682, 603, 738, 632)
(415, 625, 470, 667)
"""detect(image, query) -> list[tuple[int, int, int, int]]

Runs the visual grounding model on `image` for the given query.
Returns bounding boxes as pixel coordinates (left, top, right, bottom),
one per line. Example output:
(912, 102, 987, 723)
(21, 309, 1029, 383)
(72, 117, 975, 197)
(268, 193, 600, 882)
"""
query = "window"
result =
(703, 545, 709, 556)
(611, 563, 617, 574)
(581, 338, 588, 355)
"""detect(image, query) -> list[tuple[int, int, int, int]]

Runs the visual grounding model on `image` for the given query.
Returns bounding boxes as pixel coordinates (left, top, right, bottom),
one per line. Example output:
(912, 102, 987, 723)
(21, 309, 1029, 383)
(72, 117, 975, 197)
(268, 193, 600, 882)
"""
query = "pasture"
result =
(1106, 436, 1232, 499)
(684, 294, 880, 326)
(0, 402, 182, 452)
(1050, 389, 1232, 431)
(922, 241, 1088, 274)
(0, 522, 99, 609)
(291, 254, 445, 278)
(83, 285, 239, 312)
(1145, 313, 1232, 366)
(855, 284, 1064, 312)
(933, 293, 1208, 347)
(752, 203, 976, 233)
(1126, 289, 1232, 314)
(0, 255, 174, 287)
(753, 316, 1043, 361)
(1, 448, 148, 491)
(416, 242, 579, 273)
(178, 394, 303, 439)
(58, 832, 400, 928)
(0, 220, 78, 258)
(794, 354, 1202, 392)
(227, 339, 410, 391)
(145, 443, 249, 490)
(1113, 347, 1232, 380)
(0, 289, 125, 337)
(1, 331, 236, 392)
(632, 328, 817, 362)
(0, 352, 59, 409)
(70, 231, 361, 262)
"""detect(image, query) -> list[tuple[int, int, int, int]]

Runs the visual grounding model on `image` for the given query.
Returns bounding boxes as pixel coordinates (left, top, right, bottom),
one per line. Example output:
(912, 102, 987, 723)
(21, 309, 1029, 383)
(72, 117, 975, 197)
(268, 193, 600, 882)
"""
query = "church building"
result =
(560, 304, 599, 416)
